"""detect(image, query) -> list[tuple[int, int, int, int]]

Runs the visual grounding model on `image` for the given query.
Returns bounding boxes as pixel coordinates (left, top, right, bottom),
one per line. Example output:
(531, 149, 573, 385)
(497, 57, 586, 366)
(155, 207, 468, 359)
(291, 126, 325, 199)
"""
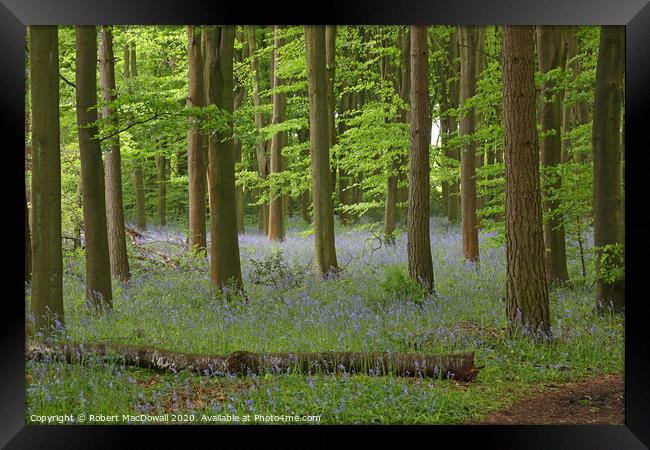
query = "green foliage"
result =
(379, 265, 427, 306)
(248, 249, 305, 289)
(594, 243, 624, 285)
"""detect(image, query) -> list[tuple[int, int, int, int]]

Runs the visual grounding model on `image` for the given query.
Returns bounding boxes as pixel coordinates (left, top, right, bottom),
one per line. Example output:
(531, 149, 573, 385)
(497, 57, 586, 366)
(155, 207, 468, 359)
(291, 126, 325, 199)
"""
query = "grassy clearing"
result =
(25, 217, 623, 425)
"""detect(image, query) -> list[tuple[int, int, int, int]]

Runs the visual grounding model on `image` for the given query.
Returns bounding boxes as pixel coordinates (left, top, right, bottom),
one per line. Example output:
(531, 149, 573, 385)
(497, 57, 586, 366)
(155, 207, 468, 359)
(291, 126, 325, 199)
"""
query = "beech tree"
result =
(502, 25, 550, 337)
(247, 26, 269, 234)
(99, 26, 130, 281)
(592, 26, 624, 312)
(459, 26, 480, 262)
(29, 25, 64, 331)
(187, 25, 207, 251)
(204, 26, 244, 290)
(305, 25, 339, 277)
(76, 25, 113, 311)
(268, 25, 287, 241)
(384, 28, 410, 244)
(407, 25, 434, 294)
(537, 26, 569, 284)
(126, 41, 147, 231)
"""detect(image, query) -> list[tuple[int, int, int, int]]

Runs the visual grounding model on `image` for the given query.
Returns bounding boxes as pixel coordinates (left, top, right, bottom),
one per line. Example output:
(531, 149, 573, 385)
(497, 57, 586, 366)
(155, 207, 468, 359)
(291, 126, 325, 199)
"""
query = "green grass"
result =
(25, 219, 623, 425)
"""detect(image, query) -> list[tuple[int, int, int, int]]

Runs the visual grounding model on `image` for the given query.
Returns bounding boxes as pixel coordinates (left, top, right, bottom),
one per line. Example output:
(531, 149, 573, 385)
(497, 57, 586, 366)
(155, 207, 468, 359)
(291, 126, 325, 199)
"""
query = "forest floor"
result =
(25, 217, 624, 425)
(477, 373, 624, 424)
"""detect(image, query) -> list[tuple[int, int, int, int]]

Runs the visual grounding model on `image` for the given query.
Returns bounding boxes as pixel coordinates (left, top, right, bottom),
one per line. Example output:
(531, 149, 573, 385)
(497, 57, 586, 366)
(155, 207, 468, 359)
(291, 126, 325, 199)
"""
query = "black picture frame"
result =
(2, 0, 649, 447)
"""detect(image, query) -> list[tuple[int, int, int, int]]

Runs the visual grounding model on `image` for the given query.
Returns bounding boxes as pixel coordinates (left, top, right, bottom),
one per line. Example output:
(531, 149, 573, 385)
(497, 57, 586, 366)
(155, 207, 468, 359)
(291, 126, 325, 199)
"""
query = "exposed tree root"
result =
(27, 340, 480, 381)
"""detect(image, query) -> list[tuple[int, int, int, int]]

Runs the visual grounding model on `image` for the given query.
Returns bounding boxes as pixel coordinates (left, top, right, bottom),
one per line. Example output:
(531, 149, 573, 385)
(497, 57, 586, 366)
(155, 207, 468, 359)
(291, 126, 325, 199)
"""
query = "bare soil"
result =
(478, 373, 624, 425)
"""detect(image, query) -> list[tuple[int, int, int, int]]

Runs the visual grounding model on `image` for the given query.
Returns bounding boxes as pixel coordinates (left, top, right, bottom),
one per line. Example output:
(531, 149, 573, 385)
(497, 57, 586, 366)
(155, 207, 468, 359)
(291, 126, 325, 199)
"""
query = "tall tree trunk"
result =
(447, 29, 461, 224)
(76, 26, 113, 312)
(502, 26, 550, 337)
(247, 26, 269, 234)
(592, 26, 625, 312)
(28, 26, 64, 332)
(305, 25, 339, 277)
(233, 30, 247, 235)
(338, 91, 355, 225)
(537, 26, 569, 284)
(561, 26, 577, 164)
(325, 25, 337, 200)
(187, 26, 207, 251)
(268, 26, 287, 241)
(384, 28, 410, 244)
(156, 154, 166, 226)
(474, 26, 487, 216)
(407, 25, 434, 294)
(204, 26, 244, 290)
(127, 42, 146, 231)
(99, 26, 130, 281)
(459, 26, 480, 262)
(25, 66, 33, 284)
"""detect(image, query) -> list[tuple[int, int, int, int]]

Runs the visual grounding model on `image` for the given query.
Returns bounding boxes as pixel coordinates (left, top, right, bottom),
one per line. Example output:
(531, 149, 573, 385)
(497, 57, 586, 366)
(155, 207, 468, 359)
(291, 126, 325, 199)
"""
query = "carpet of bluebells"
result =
(25, 217, 623, 425)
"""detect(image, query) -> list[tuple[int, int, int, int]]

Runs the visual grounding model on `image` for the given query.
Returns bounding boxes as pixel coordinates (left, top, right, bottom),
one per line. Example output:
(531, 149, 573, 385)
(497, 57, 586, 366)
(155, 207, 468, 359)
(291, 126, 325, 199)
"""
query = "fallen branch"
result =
(27, 340, 480, 381)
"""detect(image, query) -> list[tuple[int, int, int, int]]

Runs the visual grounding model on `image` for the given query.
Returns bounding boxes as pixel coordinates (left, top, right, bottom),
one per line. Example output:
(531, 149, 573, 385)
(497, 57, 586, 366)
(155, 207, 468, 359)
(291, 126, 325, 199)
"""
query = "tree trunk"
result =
(233, 31, 247, 236)
(247, 26, 269, 235)
(28, 340, 480, 381)
(384, 29, 410, 243)
(447, 30, 461, 224)
(156, 154, 166, 226)
(537, 26, 569, 284)
(204, 26, 244, 291)
(99, 26, 130, 281)
(301, 190, 311, 224)
(338, 91, 356, 225)
(268, 26, 287, 241)
(305, 25, 339, 277)
(127, 42, 147, 231)
(326, 25, 337, 199)
(592, 26, 625, 312)
(28, 26, 64, 332)
(187, 26, 207, 251)
(474, 26, 487, 216)
(407, 26, 434, 294)
(561, 26, 577, 164)
(502, 26, 550, 337)
(459, 26, 480, 262)
(76, 26, 113, 312)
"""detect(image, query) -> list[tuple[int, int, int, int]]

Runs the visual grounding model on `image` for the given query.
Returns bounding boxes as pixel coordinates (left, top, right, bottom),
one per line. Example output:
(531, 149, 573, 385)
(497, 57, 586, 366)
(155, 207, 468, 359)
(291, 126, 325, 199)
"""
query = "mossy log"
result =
(26, 340, 480, 381)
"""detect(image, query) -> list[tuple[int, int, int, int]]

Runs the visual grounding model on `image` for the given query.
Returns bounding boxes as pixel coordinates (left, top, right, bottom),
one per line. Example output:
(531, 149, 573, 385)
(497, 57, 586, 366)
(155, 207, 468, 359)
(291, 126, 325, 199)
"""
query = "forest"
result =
(25, 24, 624, 425)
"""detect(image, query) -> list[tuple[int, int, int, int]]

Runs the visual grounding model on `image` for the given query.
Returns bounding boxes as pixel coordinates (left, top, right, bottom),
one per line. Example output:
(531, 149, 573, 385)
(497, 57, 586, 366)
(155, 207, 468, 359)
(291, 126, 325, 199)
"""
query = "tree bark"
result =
(592, 26, 625, 312)
(537, 26, 569, 285)
(27, 340, 480, 381)
(326, 25, 337, 199)
(268, 26, 287, 241)
(204, 26, 244, 290)
(127, 41, 147, 231)
(76, 26, 113, 312)
(384, 28, 410, 243)
(459, 26, 480, 262)
(447, 30, 461, 224)
(156, 154, 167, 226)
(407, 26, 434, 294)
(305, 25, 339, 277)
(187, 26, 207, 251)
(247, 26, 269, 234)
(233, 29, 247, 235)
(99, 26, 130, 281)
(28, 26, 64, 331)
(502, 26, 550, 337)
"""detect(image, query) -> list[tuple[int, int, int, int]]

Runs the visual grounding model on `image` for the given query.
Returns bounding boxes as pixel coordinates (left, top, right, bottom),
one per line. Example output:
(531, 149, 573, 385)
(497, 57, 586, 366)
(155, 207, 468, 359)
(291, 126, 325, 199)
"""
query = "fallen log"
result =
(27, 340, 480, 381)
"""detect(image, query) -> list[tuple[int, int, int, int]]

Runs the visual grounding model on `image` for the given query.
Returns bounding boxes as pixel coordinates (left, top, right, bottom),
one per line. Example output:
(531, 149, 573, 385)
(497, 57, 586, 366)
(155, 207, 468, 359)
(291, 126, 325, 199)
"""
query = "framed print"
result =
(2, 0, 649, 447)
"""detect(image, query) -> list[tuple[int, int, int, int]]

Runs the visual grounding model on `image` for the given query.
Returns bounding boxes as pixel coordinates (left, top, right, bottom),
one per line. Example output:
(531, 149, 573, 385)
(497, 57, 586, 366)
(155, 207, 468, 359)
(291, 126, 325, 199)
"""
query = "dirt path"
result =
(478, 373, 624, 425)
